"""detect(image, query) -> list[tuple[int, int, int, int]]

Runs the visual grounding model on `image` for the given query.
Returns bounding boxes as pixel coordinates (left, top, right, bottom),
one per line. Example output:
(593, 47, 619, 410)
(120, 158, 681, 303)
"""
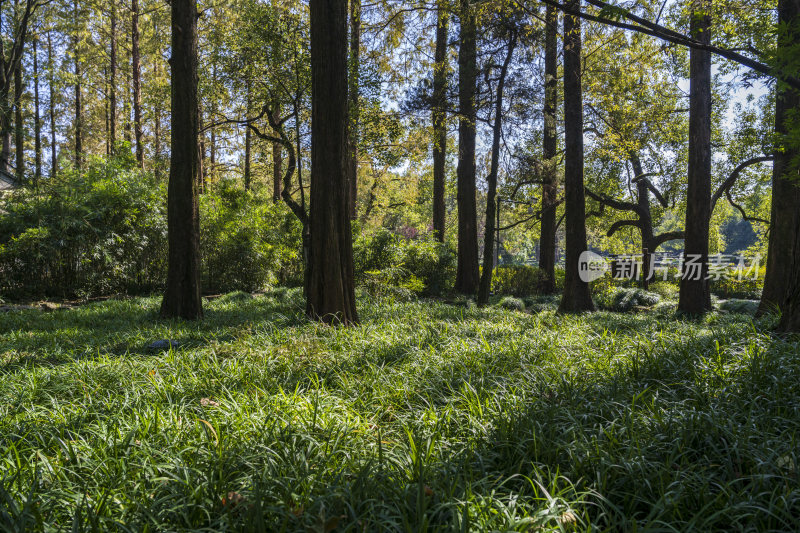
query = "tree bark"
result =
(306, 0, 359, 325)
(33, 37, 41, 183)
(678, 0, 712, 314)
(131, 0, 144, 167)
(478, 28, 516, 305)
(73, 0, 82, 171)
(558, 0, 594, 313)
(109, 0, 117, 154)
(14, 55, 23, 181)
(47, 31, 56, 178)
(346, 0, 361, 219)
(272, 140, 282, 201)
(455, 0, 480, 295)
(761, 0, 800, 329)
(432, 3, 448, 242)
(539, 5, 559, 293)
(160, 0, 203, 320)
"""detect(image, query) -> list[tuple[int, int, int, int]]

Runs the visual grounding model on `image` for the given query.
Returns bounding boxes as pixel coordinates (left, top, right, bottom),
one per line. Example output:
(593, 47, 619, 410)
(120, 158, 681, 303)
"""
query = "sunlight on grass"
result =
(0, 292, 797, 531)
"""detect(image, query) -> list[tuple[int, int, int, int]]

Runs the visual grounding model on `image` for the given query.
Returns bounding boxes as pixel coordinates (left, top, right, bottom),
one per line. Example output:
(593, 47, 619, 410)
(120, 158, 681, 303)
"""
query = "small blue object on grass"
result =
(147, 340, 180, 351)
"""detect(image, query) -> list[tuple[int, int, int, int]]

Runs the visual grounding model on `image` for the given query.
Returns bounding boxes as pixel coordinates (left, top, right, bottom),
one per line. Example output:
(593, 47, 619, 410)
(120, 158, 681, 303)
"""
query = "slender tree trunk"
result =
(273, 140, 282, 201)
(432, 3, 448, 242)
(33, 38, 41, 183)
(14, 57, 24, 181)
(455, 0, 480, 295)
(73, 0, 82, 171)
(47, 32, 56, 178)
(761, 0, 800, 329)
(631, 155, 654, 288)
(478, 29, 516, 305)
(160, 0, 203, 320)
(244, 82, 252, 191)
(109, 0, 117, 154)
(346, 0, 361, 219)
(306, 0, 359, 325)
(558, 0, 594, 313)
(678, 0, 712, 314)
(131, 0, 144, 167)
(0, 88, 10, 175)
(539, 5, 559, 293)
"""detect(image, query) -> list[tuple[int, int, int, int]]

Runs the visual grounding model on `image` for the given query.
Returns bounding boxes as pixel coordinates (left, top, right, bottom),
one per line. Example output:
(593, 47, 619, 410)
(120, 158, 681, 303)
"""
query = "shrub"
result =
(597, 287, 661, 312)
(497, 296, 525, 311)
(491, 265, 547, 296)
(710, 272, 763, 300)
(353, 229, 455, 296)
(718, 299, 759, 315)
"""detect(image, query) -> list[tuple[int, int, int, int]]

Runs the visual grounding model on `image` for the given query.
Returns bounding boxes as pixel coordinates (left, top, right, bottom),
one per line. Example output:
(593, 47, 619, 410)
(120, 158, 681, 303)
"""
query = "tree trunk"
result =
(160, 0, 203, 320)
(272, 141, 282, 201)
(478, 29, 516, 305)
(131, 0, 144, 167)
(47, 31, 56, 178)
(109, 0, 117, 154)
(631, 155, 654, 289)
(432, 3, 448, 242)
(0, 88, 10, 174)
(455, 0, 480, 295)
(558, 0, 594, 313)
(346, 0, 361, 219)
(538, 5, 559, 293)
(74, 0, 82, 171)
(14, 57, 24, 182)
(33, 38, 41, 183)
(306, 0, 359, 325)
(761, 0, 800, 328)
(678, 0, 712, 314)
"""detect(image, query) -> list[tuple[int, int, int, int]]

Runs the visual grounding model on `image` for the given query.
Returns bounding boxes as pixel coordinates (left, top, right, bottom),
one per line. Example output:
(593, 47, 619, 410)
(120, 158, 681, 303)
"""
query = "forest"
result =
(0, 0, 799, 530)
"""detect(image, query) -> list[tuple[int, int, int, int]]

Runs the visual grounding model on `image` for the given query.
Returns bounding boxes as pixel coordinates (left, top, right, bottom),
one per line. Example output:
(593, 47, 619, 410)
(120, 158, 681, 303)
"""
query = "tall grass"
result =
(0, 291, 797, 531)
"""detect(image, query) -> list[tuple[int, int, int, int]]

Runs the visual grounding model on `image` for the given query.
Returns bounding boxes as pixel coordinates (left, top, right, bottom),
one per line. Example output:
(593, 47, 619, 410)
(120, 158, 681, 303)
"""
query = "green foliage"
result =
(710, 267, 764, 299)
(353, 229, 455, 296)
(496, 296, 525, 311)
(719, 298, 760, 315)
(0, 295, 797, 530)
(597, 287, 661, 312)
(200, 182, 302, 293)
(0, 153, 167, 298)
(491, 265, 547, 296)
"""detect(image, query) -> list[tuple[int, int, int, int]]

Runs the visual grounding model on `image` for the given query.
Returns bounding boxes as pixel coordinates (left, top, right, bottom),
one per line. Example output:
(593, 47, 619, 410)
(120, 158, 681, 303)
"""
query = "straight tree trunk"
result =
(160, 0, 203, 320)
(346, 0, 361, 219)
(432, 3, 448, 242)
(47, 31, 56, 178)
(109, 0, 117, 154)
(73, 0, 82, 171)
(678, 0, 712, 314)
(558, 0, 594, 313)
(455, 0, 480, 295)
(538, 5, 559, 294)
(33, 38, 41, 183)
(14, 58, 24, 181)
(0, 88, 10, 174)
(306, 0, 359, 325)
(761, 0, 800, 329)
(131, 0, 144, 167)
(273, 140, 282, 201)
(478, 29, 516, 305)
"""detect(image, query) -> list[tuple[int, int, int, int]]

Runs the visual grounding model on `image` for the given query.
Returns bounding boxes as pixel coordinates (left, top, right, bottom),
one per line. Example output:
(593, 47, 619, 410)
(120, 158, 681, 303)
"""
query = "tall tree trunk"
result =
(346, 0, 361, 219)
(160, 0, 203, 320)
(631, 155, 654, 289)
(306, 0, 359, 325)
(74, 0, 82, 172)
(109, 0, 117, 154)
(244, 81, 252, 191)
(47, 31, 56, 178)
(14, 57, 24, 181)
(33, 38, 41, 183)
(558, 0, 594, 313)
(539, 5, 559, 293)
(432, 3, 448, 242)
(0, 88, 10, 174)
(131, 0, 144, 167)
(478, 29, 516, 306)
(678, 0, 712, 314)
(455, 0, 480, 295)
(761, 0, 800, 329)
(272, 140, 282, 201)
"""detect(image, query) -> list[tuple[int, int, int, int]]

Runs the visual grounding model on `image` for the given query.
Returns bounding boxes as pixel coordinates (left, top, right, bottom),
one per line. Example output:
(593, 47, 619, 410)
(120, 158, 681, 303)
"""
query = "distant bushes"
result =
(0, 154, 303, 298)
(353, 229, 456, 296)
(596, 287, 661, 312)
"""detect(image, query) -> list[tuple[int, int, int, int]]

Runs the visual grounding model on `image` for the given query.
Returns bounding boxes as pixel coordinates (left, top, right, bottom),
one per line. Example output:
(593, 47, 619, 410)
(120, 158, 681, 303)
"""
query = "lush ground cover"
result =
(0, 291, 797, 531)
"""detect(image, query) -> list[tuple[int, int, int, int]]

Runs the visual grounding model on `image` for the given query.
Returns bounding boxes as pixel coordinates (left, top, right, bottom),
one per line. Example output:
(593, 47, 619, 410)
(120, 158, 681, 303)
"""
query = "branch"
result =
(585, 187, 638, 212)
(711, 155, 774, 213)
(726, 188, 770, 226)
(651, 231, 685, 249)
(607, 219, 641, 237)
(633, 175, 668, 208)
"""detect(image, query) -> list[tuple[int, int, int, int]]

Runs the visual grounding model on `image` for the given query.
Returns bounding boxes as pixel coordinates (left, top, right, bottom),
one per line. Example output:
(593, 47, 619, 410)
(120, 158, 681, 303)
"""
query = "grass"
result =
(0, 289, 798, 531)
